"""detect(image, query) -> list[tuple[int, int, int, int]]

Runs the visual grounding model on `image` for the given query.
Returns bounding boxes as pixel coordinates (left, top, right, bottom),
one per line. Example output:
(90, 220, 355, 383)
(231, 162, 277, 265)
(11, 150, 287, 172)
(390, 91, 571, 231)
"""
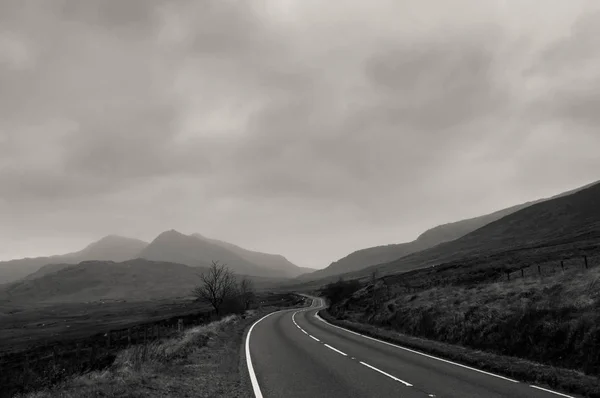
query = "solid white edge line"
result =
(246, 309, 289, 398)
(315, 311, 519, 383)
(359, 361, 413, 387)
(324, 343, 348, 356)
(309, 335, 320, 342)
(530, 385, 575, 398)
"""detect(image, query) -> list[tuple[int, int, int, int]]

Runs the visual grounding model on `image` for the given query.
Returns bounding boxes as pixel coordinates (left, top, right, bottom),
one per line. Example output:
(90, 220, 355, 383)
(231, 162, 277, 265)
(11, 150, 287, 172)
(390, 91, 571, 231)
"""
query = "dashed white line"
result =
(309, 335, 320, 342)
(315, 312, 518, 383)
(530, 385, 575, 398)
(359, 361, 413, 387)
(324, 343, 348, 356)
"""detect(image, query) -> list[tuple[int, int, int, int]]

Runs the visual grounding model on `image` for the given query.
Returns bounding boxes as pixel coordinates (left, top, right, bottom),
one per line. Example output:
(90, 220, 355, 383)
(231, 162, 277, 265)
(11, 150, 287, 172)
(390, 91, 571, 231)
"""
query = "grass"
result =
(325, 265, 600, 397)
(1, 293, 304, 397)
(19, 314, 252, 398)
(0, 299, 212, 355)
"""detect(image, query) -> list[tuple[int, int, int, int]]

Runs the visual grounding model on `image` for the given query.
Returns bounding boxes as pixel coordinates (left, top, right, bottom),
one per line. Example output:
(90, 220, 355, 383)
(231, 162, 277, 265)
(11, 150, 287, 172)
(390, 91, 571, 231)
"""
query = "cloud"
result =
(1, 0, 600, 266)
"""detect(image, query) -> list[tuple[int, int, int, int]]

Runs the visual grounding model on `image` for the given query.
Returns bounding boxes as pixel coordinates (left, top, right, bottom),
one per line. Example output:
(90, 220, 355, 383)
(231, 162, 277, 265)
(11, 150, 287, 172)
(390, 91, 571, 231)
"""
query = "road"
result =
(246, 297, 577, 398)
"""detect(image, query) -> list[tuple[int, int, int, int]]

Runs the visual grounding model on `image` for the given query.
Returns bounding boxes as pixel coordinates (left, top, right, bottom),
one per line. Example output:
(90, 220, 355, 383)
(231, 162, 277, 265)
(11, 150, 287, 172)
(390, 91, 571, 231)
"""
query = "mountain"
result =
(0, 259, 206, 304)
(300, 180, 599, 282)
(138, 230, 289, 278)
(0, 236, 148, 284)
(74, 235, 149, 262)
(346, 180, 600, 280)
(298, 202, 536, 281)
(192, 233, 314, 277)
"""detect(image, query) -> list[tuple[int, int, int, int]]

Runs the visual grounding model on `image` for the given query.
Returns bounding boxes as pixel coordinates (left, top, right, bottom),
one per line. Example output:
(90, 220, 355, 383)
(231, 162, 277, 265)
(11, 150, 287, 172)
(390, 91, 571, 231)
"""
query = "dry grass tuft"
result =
(21, 315, 247, 398)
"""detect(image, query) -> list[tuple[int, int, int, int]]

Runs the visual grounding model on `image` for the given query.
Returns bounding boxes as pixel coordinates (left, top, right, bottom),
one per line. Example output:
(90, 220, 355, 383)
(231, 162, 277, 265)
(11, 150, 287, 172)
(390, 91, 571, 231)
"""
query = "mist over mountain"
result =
(138, 230, 289, 278)
(0, 259, 206, 304)
(0, 236, 148, 284)
(192, 233, 313, 277)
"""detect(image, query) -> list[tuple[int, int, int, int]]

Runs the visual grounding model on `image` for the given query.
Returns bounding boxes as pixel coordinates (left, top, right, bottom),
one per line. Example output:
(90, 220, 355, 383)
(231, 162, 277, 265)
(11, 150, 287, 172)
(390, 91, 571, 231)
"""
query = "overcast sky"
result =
(1, 0, 599, 268)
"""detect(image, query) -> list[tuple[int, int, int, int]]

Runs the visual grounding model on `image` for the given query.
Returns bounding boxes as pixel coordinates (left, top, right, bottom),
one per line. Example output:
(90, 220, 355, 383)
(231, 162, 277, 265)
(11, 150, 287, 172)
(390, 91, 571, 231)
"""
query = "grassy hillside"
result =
(0, 236, 148, 284)
(301, 180, 598, 282)
(326, 263, 600, 382)
(0, 259, 208, 304)
(300, 202, 537, 282)
(336, 180, 600, 281)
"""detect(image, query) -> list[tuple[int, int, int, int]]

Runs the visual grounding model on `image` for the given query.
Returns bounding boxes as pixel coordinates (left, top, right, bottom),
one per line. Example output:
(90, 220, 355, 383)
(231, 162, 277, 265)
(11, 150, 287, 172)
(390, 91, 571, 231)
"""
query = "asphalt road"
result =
(246, 297, 577, 398)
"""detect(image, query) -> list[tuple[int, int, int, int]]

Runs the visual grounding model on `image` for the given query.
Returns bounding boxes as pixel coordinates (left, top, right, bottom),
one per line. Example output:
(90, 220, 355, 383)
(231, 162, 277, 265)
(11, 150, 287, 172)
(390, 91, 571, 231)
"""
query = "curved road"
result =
(247, 297, 577, 398)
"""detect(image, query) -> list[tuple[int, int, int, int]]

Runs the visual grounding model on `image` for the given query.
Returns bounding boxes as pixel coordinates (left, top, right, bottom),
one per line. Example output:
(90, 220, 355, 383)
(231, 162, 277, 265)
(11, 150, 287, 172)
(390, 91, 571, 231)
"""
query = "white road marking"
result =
(315, 312, 519, 383)
(309, 335, 320, 342)
(530, 385, 575, 398)
(359, 361, 413, 387)
(324, 343, 348, 356)
(246, 310, 288, 398)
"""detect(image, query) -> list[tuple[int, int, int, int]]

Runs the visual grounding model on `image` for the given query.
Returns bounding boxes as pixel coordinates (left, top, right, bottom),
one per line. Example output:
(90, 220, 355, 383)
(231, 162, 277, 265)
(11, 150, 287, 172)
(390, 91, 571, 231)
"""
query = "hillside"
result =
(300, 180, 599, 282)
(299, 202, 536, 281)
(0, 259, 207, 304)
(192, 233, 313, 277)
(139, 230, 288, 278)
(0, 236, 148, 284)
(344, 180, 600, 280)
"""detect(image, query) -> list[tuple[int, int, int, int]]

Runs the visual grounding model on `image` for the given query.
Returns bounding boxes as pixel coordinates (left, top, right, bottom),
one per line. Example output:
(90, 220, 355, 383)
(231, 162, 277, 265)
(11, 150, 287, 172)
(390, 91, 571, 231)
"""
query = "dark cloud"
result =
(1, 0, 600, 266)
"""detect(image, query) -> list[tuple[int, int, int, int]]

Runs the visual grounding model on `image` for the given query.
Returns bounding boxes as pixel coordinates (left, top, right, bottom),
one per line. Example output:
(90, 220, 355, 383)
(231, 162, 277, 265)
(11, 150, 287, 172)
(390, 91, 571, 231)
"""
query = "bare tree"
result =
(238, 277, 256, 310)
(193, 261, 236, 314)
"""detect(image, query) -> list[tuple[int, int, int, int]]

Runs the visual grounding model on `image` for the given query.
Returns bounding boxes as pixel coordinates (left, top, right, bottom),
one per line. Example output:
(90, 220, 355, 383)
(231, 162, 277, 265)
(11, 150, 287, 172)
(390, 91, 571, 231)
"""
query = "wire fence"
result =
(376, 252, 600, 298)
(0, 310, 212, 398)
(503, 255, 597, 280)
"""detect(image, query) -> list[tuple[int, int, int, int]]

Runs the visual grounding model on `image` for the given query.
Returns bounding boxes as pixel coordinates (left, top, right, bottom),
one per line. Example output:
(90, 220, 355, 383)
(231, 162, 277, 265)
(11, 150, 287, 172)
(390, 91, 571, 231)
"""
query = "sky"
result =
(1, 0, 600, 269)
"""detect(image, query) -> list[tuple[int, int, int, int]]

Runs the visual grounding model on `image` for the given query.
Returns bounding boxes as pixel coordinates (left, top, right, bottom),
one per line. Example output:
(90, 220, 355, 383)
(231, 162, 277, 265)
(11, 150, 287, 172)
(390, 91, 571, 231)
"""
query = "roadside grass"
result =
(326, 266, 600, 398)
(20, 314, 254, 398)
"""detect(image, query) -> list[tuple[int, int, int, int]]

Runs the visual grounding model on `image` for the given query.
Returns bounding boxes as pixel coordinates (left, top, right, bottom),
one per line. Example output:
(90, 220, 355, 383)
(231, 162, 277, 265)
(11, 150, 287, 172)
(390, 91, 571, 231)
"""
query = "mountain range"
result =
(0, 235, 148, 284)
(1, 179, 598, 304)
(0, 231, 311, 287)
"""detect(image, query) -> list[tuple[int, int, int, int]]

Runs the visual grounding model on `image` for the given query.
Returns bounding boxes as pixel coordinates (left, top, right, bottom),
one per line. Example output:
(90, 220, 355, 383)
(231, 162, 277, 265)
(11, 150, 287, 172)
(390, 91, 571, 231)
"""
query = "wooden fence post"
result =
(90, 342, 96, 365)
(584, 256, 588, 269)
(127, 328, 131, 346)
(506, 271, 510, 281)
(538, 265, 541, 275)
(178, 319, 183, 333)
(561, 261, 564, 271)
(521, 268, 524, 278)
